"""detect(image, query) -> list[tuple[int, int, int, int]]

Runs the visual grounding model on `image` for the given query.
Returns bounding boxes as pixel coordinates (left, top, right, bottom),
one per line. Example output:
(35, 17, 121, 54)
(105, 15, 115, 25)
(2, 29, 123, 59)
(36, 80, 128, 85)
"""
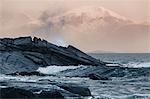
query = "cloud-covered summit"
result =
(1, 6, 150, 52)
(34, 6, 149, 53)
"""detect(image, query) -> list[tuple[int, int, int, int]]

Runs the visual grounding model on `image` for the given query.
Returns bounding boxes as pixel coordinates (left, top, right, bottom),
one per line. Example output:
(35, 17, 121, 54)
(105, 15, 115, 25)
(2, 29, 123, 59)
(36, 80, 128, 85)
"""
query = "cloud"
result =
(39, 6, 149, 53)
(0, 5, 149, 52)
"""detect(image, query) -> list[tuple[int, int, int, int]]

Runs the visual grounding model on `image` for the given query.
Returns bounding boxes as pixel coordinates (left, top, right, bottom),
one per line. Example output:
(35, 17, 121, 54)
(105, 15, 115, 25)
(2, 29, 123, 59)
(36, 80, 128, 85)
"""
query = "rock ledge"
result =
(0, 36, 103, 74)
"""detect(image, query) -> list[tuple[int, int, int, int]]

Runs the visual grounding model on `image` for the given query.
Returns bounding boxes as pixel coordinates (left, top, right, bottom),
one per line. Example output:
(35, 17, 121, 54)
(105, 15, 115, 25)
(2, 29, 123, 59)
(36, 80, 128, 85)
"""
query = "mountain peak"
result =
(49, 6, 133, 26)
(62, 6, 129, 21)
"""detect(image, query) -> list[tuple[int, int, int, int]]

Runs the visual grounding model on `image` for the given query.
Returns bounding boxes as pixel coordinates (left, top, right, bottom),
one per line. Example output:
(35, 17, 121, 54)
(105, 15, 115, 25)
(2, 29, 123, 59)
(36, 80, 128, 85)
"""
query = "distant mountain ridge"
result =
(88, 50, 115, 54)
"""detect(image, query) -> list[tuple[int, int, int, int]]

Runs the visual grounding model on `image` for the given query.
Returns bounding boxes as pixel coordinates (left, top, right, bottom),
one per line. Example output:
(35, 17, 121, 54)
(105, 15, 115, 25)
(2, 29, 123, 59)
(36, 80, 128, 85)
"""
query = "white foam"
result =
(37, 65, 83, 74)
(106, 63, 121, 67)
(125, 62, 150, 68)
(0, 74, 37, 82)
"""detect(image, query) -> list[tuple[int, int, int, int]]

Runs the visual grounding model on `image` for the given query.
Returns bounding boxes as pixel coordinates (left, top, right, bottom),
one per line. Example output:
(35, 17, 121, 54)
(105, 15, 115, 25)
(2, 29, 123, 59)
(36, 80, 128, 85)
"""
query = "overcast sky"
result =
(1, 0, 149, 21)
(0, 0, 150, 53)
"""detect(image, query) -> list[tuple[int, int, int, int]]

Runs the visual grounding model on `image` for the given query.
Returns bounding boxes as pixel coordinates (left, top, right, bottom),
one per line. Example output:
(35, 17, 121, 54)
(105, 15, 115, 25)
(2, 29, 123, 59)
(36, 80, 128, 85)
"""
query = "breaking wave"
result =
(37, 65, 85, 74)
(125, 62, 150, 68)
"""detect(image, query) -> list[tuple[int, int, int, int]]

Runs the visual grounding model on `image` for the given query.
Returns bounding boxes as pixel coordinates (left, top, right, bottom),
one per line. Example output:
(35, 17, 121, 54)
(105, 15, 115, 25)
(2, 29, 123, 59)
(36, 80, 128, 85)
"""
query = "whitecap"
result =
(36, 65, 84, 74)
(125, 62, 150, 68)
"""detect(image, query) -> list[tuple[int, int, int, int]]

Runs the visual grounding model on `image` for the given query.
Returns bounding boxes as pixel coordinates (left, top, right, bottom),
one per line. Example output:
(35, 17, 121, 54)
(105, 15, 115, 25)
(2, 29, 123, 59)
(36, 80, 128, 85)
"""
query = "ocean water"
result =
(88, 53, 150, 98)
(37, 53, 150, 74)
(90, 53, 150, 68)
(1, 53, 150, 98)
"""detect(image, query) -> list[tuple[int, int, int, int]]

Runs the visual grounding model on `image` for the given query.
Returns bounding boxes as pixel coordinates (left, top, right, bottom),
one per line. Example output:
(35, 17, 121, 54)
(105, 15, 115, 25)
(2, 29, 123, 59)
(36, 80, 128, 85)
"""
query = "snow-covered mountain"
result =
(41, 6, 135, 34)
(51, 6, 133, 25)
(38, 6, 149, 52)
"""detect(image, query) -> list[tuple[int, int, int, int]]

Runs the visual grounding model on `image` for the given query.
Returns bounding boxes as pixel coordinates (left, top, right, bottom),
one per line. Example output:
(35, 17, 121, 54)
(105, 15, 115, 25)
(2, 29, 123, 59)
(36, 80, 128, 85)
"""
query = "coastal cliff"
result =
(0, 36, 103, 74)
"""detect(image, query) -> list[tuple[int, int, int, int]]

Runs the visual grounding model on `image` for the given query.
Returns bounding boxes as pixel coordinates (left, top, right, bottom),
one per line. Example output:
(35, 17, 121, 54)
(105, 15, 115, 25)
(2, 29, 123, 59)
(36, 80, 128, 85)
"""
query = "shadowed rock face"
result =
(50, 82, 91, 96)
(88, 73, 110, 80)
(0, 81, 91, 98)
(1, 87, 36, 99)
(0, 36, 103, 74)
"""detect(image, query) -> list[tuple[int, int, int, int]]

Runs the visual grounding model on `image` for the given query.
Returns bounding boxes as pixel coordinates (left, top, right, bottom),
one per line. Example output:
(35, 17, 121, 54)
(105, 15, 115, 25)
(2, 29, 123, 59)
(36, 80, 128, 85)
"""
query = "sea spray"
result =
(37, 65, 85, 74)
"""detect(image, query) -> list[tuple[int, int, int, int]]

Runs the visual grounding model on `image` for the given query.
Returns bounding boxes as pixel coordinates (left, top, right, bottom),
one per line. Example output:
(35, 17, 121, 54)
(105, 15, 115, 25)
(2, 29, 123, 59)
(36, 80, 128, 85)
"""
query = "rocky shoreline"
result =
(0, 36, 103, 74)
(0, 37, 150, 98)
(0, 81, 91, 99)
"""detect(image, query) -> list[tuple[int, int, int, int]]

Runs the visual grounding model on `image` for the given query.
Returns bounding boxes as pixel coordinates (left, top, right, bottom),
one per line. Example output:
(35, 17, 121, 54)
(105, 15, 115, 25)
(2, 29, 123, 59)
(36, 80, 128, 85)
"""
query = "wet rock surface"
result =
(37, 90, 64, 99)
(1, 87, 36, 99)
(50, 82, 91, 96)
(6, 71, 50, 76)
(1, 74, 150, 99)
(56, 66, 150, 78)
(0, 87, 65, 99)
(88, 73, 110, 80)
(0, 76, 92, 99)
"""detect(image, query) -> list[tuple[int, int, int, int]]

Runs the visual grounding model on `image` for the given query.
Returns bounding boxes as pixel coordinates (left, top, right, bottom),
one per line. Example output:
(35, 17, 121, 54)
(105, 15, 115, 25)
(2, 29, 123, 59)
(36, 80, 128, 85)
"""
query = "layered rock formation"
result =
(0, 36, 103, 74)
(56, 66, 150, 78)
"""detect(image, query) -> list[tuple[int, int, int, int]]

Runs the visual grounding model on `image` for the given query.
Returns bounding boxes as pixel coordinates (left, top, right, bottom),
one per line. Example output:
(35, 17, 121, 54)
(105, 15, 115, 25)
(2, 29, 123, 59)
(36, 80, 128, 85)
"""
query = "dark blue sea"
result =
(90, 53, 150, 68)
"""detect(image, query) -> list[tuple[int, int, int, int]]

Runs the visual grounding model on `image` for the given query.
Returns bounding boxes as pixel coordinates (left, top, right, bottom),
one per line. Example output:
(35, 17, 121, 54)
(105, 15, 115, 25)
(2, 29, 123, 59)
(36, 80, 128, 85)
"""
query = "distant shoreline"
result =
(88, 52, 150, 54)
